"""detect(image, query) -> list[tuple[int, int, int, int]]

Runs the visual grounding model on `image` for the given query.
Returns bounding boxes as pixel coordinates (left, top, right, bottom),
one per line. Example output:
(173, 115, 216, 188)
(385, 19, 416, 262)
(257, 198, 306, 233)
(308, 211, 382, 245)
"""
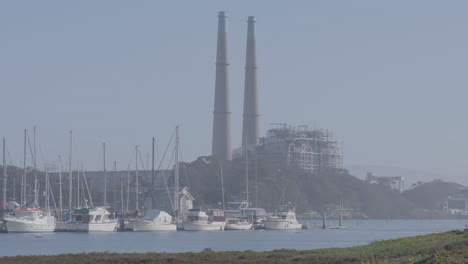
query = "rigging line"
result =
(38, 144, 58, 214)
(136, 148, 156, 209)
(153, 129, 175, 182)
(177, 144, 190, 190)
(115, 166, 126, 212)
(81, 166, 94, 208)
(48, 173, 58, 215)
(26, 134, 37, 173)
(148, 128, 176, 212)
(7, 151, 13, 166)
(162, 146, 176, 214)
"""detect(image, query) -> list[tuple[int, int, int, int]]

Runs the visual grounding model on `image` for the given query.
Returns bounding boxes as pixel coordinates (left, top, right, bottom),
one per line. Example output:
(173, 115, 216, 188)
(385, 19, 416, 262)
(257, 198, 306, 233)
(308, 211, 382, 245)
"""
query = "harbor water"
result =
(0, 219, 466, 257)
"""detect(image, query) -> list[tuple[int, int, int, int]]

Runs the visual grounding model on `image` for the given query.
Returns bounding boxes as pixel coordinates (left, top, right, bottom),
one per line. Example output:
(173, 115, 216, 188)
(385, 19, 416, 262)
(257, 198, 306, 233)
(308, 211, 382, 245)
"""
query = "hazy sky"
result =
(2, 1, 468, 180)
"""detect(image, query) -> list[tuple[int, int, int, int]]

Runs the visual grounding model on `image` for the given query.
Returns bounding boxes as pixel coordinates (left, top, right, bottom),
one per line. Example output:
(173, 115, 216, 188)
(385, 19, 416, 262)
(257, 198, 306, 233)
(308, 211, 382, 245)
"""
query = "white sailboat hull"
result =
(225, 223, 253, 230)
(182, 221, 225, 231)
(133, 221, 176, 232)
(6, 217, 56, 233)
(56, 221, 117, 232)
(263, 220, 302, 230)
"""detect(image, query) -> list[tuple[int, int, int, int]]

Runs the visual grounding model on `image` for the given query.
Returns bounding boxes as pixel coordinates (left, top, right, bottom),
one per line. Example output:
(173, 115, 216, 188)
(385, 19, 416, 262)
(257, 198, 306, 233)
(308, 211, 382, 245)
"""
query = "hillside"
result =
(179, 157, 417, 218)
(403, 180, 467, 210)
(1, 158, 466, 219)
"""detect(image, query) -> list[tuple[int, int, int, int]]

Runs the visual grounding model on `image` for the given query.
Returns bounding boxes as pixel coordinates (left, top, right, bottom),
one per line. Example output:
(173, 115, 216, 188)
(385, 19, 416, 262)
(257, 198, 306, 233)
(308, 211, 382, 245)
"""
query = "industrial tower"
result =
(212, 11, 232, 161)
(242, 16, 260, 147)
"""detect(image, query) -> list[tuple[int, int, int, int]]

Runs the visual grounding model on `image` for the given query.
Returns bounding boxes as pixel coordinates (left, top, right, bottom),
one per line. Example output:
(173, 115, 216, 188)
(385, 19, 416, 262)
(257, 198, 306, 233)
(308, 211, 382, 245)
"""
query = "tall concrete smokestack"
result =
(242, 16, 260, 147)
(212, 11, 232, 161)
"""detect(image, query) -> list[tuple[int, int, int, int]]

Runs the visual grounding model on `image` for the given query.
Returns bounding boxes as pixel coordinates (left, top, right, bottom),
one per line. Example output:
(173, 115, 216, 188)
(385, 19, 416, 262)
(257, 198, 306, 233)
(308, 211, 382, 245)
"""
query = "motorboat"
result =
(5, 208, 56, 233)
(182, 209, 225, 231)
(225, 218, 253, 230)
(133, 210, 176, 231)
(57, 207, 117, 232)
(263, 208, 302, 230)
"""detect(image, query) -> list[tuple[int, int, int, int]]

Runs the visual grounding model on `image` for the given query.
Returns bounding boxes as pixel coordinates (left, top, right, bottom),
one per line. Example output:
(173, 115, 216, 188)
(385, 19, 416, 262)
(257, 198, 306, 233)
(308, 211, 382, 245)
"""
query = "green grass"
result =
(2, 230, 468, 264)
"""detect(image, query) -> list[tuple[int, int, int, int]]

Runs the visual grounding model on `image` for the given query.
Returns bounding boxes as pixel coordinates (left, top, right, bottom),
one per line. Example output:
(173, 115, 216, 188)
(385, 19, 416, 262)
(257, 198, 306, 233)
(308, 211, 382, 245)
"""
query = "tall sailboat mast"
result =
(120, 165, 124, 213)
(174, 126, 179, 218)
(103, 142, 107, 205)
(220, 160, 225, 211)
(45, 169, 50, 212)
(77, 163, 80, 208)
(135, 146, 139, 211)
(245, 141, 249, 204)
(33, 126, 38, 208)
(59, 155, 63, 219)
(68, 130, 72, 211)
(151, 138, 155, 202)
(126, 166, 130, 213)
(2, 138, 7, 209)
(21, 129, 26, 207)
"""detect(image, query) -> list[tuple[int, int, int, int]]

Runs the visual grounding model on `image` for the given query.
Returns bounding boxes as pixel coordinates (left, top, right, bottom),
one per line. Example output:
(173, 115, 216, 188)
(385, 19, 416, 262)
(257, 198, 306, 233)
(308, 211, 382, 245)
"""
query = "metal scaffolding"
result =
(258, 124, 342, 173)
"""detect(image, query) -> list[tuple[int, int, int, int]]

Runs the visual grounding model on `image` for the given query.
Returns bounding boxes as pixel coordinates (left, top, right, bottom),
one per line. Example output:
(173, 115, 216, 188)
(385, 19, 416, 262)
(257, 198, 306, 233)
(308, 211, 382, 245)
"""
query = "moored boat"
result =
(5, 208, 56, 233)
(133, 210, 176, 231)
(57, 207, 117, 232)
(263, 209, 302, 230)
(182, 209, 225, 231)
(225, 218, 253, 230)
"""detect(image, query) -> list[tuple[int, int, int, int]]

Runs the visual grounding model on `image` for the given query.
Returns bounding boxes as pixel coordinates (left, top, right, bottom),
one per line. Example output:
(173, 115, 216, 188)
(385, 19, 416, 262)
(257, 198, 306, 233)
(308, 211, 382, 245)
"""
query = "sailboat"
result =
(225, 144, 257, 231)
(133, 137, 176, 231)
(5, 128, 56, 233)
(133, 209, 176, 231)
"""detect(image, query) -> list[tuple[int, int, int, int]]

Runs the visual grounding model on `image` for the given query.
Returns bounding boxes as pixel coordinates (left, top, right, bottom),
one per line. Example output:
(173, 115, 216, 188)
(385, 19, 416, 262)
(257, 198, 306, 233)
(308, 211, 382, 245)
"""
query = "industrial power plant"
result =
(210, 12, 342, 172)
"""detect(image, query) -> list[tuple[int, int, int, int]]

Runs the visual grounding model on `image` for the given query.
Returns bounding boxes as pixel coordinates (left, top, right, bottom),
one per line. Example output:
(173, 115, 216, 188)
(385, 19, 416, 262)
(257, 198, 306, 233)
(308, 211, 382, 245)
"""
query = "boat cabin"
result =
(207, 209, 225, 222)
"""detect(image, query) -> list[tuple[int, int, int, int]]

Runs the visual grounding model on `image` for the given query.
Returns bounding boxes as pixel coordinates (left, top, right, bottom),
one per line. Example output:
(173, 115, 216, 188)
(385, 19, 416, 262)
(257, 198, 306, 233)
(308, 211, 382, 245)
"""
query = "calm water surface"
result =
(0, 219, 466, 257)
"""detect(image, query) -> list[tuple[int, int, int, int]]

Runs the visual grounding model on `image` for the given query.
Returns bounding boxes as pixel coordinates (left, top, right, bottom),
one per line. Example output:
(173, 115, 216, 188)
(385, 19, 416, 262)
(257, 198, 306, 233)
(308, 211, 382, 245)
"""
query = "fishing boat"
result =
(263, 208, 302, 230)
(5, 208, 56, 233)
(59, 207, 117, 232)
(133, 210, 176, 231)
(182, 209, 225, 231)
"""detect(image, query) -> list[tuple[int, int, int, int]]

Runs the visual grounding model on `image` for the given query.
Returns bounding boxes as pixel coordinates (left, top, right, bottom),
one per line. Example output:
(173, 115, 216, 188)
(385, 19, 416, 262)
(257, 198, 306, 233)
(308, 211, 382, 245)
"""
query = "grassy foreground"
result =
(2, 230, 468, 264)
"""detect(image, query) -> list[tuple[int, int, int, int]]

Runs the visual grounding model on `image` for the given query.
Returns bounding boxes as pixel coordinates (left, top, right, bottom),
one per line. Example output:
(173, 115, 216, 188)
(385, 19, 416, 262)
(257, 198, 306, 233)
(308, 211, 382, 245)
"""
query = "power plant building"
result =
(257, 124, 343, 173)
